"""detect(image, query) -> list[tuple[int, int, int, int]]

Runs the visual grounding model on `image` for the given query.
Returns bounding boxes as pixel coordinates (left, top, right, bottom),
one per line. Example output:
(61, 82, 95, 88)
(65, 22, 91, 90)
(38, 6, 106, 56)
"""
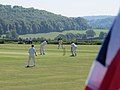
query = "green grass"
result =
(0, 44, 100, 90)
(19, 29, 108, 39)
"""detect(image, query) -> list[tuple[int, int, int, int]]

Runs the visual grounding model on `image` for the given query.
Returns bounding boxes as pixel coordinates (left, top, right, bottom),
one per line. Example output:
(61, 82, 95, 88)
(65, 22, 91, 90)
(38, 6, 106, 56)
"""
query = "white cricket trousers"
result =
(27, 55, 35, 66)
(71, 48, 77, 56)
(40, 46, 45, 55)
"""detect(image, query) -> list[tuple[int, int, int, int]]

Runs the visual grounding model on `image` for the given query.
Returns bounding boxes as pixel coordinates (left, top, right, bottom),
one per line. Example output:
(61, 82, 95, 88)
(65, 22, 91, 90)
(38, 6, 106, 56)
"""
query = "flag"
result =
(85, 11, 120, 90)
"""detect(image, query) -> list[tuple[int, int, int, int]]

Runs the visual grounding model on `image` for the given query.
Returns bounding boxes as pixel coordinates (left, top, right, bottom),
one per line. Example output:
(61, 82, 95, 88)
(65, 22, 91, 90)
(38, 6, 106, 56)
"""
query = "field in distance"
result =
(19, 29, 108, 39)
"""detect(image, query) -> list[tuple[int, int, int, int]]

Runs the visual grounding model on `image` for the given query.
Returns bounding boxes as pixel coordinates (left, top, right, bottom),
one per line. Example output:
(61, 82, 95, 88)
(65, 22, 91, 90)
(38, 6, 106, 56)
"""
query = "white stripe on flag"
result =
(86, 61, 107, 90)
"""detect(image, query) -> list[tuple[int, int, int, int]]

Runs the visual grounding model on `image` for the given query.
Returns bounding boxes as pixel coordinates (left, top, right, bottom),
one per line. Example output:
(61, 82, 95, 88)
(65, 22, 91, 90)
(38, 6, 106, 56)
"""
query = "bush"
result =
(18, 41, 24, 44)
(0, 40, 4, 44)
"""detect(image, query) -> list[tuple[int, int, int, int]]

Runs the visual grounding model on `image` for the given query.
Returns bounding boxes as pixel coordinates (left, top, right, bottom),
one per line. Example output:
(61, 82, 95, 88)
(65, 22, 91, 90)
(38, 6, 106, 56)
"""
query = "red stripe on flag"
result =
(99, 49, 120, 90)
(85, 86, 93, 90)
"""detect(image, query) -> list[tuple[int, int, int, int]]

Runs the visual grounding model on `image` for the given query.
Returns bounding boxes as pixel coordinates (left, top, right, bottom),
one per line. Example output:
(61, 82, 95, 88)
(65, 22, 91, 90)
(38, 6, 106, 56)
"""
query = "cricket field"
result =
(0, 44, 100, 90)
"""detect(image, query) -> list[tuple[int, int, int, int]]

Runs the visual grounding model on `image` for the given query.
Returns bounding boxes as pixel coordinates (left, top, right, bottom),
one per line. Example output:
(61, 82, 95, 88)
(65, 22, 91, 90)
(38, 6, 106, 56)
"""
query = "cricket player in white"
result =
(58, 39, 63, 49)
(26, 45, 37, 67)
(71, 42, 77, 56)
(40, 41, 47, 55)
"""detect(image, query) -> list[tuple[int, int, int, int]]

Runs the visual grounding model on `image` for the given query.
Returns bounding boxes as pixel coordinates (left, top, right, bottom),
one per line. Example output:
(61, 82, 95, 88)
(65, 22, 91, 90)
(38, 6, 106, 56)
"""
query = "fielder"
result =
(58, 39, 63, 49)
(71, 42, 77, 56)
(40, 40, 47, 55)
(26, 44, 37, 67)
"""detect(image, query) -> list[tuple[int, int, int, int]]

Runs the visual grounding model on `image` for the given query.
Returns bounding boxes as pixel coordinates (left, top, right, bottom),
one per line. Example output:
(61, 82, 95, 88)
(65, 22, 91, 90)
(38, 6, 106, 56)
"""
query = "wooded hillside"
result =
(0, 4, 90, 35)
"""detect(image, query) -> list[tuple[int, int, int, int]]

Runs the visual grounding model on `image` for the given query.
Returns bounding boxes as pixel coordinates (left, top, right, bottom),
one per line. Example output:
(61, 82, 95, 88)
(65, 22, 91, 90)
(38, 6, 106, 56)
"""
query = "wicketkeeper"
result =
(71, 42, 77, 56)
(40, 40, 47, 55)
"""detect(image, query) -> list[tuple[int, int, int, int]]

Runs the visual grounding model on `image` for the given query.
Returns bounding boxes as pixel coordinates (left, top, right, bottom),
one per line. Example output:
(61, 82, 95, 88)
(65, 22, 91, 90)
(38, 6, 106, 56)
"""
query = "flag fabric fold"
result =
(85, 11, 120, 90)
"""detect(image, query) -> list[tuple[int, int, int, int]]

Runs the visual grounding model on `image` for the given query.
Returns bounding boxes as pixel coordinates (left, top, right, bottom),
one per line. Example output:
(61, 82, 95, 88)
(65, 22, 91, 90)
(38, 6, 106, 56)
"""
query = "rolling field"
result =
(0, 44, 100, 90)
(19, 29, 108, 39)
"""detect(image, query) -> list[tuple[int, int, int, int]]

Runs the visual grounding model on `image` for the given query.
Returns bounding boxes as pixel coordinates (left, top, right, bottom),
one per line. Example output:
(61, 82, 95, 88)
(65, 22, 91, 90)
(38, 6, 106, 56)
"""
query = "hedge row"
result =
(0, 39, 103, 45)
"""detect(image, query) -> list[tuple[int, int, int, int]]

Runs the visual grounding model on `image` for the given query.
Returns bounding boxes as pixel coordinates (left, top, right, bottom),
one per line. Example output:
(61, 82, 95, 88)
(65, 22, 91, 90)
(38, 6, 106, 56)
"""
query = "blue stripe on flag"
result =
(96, 19, 116, 66)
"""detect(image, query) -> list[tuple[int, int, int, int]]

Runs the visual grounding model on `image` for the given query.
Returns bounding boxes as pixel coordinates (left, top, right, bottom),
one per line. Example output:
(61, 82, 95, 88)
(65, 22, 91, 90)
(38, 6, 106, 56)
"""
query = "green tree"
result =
(99, 31, 107, 39)
(6, 31, 12, 39)
(11, 29, 19, 39)
(86, 29, 96, 38)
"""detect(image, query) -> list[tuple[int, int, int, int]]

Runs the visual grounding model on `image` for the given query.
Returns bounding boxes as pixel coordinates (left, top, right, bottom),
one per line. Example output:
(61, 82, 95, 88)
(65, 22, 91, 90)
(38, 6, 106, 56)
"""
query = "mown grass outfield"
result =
(0, 44, 100, 90)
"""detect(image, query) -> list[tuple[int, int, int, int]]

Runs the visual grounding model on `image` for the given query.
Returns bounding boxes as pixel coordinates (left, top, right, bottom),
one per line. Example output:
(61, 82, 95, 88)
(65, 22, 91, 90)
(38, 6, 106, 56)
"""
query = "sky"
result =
(0, 0, 119, 17)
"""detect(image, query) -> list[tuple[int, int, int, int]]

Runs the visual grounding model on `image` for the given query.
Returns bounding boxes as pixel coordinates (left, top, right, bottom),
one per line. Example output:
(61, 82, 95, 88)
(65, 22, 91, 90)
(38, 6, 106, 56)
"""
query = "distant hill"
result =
(83, 15, 115, 20)
(0, 4, 90, 35)
(83, 16, 115, 29)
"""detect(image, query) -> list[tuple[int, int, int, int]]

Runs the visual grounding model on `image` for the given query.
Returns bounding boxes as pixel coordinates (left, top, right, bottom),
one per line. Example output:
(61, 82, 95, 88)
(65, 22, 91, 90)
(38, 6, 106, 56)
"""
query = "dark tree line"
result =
(0, 4, 90, 37)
